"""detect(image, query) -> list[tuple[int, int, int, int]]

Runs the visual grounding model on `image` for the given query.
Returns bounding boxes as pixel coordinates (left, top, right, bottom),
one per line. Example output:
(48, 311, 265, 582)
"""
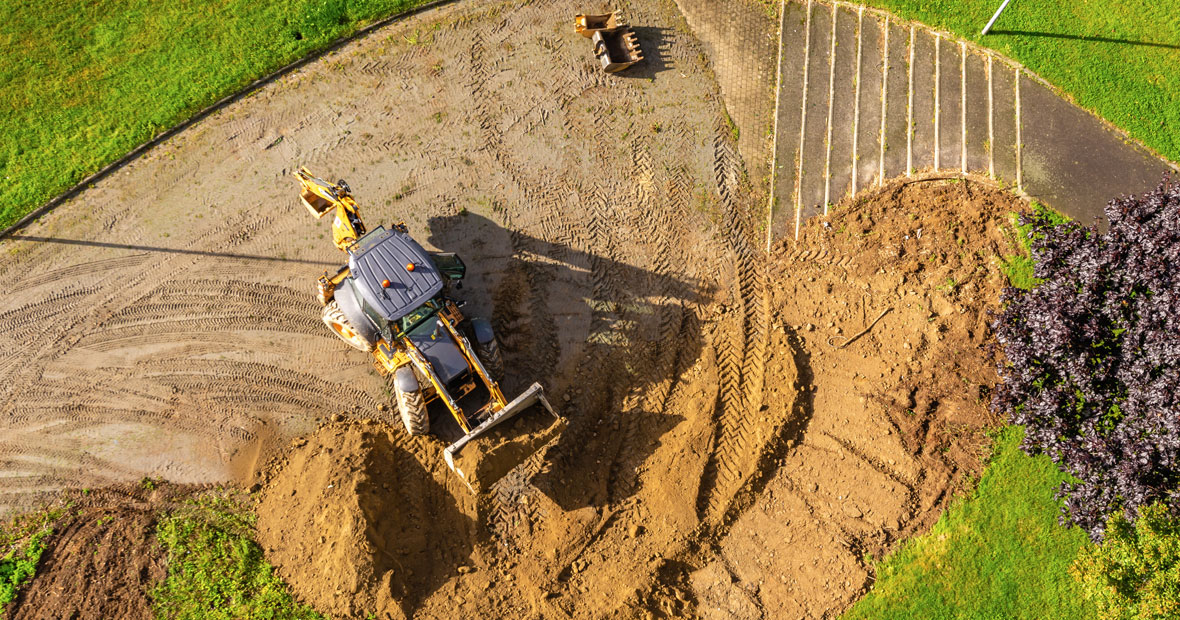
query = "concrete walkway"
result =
(679, 0, 1176, 242)
(770, 0, 1175, 239)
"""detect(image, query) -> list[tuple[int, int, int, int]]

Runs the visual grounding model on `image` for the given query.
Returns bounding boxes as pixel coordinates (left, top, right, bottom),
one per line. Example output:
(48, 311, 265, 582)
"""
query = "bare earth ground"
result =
(3, 484, 201, 620)
(0, 0, 1023, 617)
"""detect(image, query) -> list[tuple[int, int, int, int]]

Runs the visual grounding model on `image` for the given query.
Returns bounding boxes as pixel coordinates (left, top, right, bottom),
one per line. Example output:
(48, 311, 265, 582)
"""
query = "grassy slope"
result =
(858, 0, 1180, 165)
(0, 0, 431, 230)
(844, 427, 1096, 619)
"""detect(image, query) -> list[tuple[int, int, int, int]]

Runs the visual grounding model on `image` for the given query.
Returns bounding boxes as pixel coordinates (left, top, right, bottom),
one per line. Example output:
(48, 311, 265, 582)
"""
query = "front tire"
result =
(322, 300, 375, 352)
(397, 384, 429, 436)
(476, 337, 506, 382)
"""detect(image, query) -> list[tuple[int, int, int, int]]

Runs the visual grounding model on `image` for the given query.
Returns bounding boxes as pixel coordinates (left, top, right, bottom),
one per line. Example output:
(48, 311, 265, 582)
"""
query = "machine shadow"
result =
(620, 26, 672, 78)
(367, 433, 476, 614)
(425, 212, 714, 512)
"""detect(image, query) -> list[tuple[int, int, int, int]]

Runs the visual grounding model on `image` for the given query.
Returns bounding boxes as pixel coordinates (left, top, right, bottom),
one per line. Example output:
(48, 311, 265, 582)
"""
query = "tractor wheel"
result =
(397, 385, 429, 436)
(476, 337, 506, 382)
(322, 300, 375, 352)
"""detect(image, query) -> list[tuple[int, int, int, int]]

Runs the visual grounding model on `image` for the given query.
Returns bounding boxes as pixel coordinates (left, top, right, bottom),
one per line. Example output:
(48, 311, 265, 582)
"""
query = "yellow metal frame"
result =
(366, 306, 509, 436)
(294, 167, 365, 252)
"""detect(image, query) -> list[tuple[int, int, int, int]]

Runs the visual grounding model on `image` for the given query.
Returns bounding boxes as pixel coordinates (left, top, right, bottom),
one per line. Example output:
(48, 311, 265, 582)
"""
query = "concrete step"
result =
(881, 17, 908, 179)
(854, 8, 884, 195)
(992, 62, 1019, 184)
(770, 0, 811, 240)
(937, 38, 964, 172)
(910, 28, 936, 173)
(766, 0, 1173, 241)
(798, 2, 832, 222)
(964, 50, 989, 174)
(825, 6, 858, 208)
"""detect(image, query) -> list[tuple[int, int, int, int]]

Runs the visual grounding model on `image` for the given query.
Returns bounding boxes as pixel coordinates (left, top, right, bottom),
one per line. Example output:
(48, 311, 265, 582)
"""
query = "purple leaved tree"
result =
(993, 176, 1180, 541)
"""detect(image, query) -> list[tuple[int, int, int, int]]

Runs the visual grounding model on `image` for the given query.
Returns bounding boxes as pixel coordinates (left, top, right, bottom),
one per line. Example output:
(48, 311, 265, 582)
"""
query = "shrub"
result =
(1072, 502, 1180, 620)
(992, 177, 1180, 540)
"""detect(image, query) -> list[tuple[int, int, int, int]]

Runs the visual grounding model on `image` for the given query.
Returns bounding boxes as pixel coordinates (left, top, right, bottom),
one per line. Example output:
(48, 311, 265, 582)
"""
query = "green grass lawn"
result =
(152, 490, 321, 620)
(0, 0, 432, 231)
(843, 426, 1097, 620)
(859, 0, 1180, 166)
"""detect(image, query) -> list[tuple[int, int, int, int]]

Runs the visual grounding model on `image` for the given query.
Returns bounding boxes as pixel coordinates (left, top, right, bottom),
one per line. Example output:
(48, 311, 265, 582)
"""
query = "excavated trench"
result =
(0, 0, 1025, 617)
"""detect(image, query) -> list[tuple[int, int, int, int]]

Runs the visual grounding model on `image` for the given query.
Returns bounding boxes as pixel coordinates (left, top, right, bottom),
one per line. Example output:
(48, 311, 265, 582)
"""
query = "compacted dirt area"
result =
(0, 0, 1027, 617)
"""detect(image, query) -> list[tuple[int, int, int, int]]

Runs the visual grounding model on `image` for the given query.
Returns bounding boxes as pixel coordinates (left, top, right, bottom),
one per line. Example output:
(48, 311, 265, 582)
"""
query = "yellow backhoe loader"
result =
(295, 167, 566, 491)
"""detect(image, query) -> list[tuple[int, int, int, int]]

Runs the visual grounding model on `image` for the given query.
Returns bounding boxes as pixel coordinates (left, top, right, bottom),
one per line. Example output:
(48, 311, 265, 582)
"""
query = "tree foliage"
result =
(992, 177, 1180, 540)
(1072, 502, 1180, 620)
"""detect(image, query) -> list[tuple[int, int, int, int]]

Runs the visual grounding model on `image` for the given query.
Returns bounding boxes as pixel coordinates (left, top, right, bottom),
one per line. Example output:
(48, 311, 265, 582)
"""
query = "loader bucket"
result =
(444, 382, 567, 492)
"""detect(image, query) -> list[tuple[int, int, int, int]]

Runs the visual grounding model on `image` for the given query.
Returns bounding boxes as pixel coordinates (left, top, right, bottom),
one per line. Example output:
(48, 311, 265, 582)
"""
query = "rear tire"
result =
(476, 337, 506, 382)
(322, 300, 375, 352)
(397, 385, 429, 436)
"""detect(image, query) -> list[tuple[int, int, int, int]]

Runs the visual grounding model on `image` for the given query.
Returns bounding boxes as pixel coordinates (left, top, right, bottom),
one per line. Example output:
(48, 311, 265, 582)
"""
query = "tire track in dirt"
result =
(0, 209, 275, 408)
(697, 122, 774, 525)
(465, 30, 572, 546)
(12, 254, 151, 289)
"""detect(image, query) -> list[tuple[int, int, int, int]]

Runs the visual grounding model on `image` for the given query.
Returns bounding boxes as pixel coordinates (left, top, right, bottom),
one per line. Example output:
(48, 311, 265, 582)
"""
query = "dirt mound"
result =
(256, 422, 475, 619)
(689, 176, 1023, 619)
(5, 484, 196, 620)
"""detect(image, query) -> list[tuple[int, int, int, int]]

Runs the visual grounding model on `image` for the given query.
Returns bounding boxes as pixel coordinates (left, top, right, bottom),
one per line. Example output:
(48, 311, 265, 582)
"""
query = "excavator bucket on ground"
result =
(575, 11, 624, 37)
(591, 28, 643, 73)
(444, 383, 567, 492)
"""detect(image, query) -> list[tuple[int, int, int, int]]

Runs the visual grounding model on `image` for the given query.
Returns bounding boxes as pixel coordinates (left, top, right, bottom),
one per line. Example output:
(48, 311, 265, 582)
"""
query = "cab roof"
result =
(348, 226, 444, 321)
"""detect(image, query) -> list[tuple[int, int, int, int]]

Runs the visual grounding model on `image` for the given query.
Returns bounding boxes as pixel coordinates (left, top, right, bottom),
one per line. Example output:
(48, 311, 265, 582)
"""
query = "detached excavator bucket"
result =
(575, 11, 624, 38)
(591, 28, 643, 73)
(444, 382, 567, 492)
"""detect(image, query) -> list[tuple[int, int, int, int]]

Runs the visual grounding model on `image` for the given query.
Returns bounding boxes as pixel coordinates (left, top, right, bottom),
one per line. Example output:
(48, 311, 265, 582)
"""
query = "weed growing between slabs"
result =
(0, 0, 433, 230)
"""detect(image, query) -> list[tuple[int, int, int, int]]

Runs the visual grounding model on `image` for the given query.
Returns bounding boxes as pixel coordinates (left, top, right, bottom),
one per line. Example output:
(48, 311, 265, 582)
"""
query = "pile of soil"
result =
(255, 421, 476, 619)
(688, 175, 1023, 618)
(4, 484, 198, 620)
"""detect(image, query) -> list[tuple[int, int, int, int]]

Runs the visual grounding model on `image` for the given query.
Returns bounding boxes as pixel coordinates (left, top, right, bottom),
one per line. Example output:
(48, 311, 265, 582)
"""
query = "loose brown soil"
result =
(4, 484, 199, 620)
(0, 0, 1027, 616)
(255, 175, 1022, 619)
(693, 176, 1020, 619)
(256, 421, 475, 619)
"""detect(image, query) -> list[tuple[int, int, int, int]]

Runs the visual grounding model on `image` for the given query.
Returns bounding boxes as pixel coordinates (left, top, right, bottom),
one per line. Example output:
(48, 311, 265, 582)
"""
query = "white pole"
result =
(981, 0, 1013, 35)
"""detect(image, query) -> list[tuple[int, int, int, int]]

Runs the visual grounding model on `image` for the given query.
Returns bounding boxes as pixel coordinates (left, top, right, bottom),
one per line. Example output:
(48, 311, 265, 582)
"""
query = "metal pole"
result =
(981, 0, 1013, 35)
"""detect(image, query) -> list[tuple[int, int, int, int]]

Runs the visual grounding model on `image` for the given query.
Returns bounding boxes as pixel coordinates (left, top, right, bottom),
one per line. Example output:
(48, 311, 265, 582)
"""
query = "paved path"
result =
(674, 0, 778, 185)
(680, 0, 1176, 242)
